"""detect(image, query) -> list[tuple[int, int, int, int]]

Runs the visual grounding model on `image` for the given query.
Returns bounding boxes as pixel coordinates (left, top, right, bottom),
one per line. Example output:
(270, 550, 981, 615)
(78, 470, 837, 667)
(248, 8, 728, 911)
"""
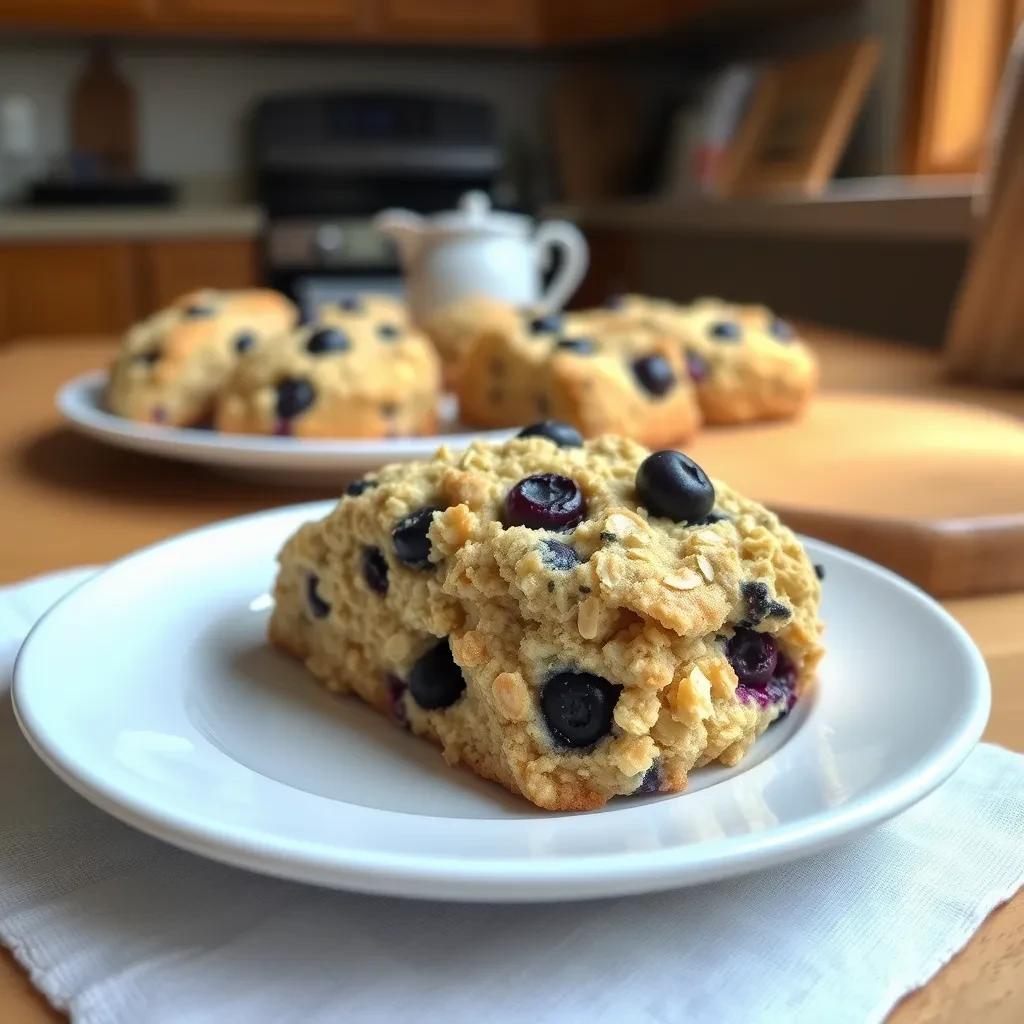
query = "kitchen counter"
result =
(0, 204, 264, 241)
(548, 176, 979, 241)
(0, 328, 1021, 1023)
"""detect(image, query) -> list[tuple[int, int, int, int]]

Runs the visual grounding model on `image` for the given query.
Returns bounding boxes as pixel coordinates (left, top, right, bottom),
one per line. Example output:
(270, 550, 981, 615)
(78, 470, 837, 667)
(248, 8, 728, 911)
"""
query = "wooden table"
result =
(1, 330, 1021, 1022)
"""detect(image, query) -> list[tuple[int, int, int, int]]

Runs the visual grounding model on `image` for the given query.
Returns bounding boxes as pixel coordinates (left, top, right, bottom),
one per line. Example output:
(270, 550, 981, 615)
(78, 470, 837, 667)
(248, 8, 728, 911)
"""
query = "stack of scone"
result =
(107, 288, 816, 443)
(427, 293, 818, 439)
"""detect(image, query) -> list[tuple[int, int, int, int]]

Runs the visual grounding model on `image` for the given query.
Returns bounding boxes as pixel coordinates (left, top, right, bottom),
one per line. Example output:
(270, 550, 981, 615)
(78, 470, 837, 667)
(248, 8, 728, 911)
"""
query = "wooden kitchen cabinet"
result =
(139, 239, 259, 311)
(166, 0, 358, 16)
(377, 0, 536, 42)
(160, 0, 366, 34)
(0, 237, 259, 342)
(0, 242, 138, 340)
(0, 0, 859, 44)
(0, 0, 155, 31)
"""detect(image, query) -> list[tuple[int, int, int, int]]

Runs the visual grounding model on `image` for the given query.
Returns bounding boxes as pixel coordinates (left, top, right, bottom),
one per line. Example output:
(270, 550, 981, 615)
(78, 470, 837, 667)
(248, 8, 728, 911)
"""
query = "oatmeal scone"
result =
(608, 294, 818, 424)
(216, 303, 441, 438)
(422, 294, 522, 374)
(107, 288, 297, 426)
(454, 311, 702, 446)
(270, 425, 824, 810)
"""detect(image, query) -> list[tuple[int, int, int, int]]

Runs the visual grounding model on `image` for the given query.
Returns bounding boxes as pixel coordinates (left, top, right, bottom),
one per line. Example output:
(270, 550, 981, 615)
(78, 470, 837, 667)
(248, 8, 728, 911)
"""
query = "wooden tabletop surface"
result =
(0, 329, 1022, 1022)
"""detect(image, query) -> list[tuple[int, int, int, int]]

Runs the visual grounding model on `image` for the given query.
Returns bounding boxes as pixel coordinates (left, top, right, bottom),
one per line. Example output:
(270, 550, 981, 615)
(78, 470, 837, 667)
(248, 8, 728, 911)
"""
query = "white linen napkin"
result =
(2, 569, 1023, 1024)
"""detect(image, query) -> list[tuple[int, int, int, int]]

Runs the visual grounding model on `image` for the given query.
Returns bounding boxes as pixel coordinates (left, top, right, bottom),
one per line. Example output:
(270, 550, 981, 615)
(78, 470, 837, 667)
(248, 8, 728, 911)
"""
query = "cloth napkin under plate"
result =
(1, 568, 1023, 1024)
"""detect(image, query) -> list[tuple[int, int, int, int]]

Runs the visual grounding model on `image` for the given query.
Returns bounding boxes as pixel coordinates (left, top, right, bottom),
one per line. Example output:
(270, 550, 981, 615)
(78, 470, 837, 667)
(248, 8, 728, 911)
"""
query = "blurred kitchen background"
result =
(0, 0, 1020, 348)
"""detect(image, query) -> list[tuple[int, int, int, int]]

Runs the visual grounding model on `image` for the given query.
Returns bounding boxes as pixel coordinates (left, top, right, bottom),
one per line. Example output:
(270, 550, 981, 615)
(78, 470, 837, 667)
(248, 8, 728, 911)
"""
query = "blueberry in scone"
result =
(106, 288, 298, 427)
(215, 300, 440, 439)
(270, 426, 824, 810)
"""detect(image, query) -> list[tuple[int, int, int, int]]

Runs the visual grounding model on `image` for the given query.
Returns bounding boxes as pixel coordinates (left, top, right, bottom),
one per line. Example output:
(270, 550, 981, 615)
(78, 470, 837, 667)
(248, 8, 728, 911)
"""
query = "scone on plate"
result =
(107, 288, 297, 426)
(421, 294, 522, 376)
(454, 311, 702, 446)
(215, 301, 441, 438)
(270, 425, 824, 811)
(608, 294, 818, 424)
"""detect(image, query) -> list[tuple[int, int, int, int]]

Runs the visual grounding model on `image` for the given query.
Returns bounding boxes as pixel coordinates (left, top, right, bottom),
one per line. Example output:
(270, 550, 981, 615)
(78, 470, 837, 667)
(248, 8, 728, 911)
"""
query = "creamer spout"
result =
(372, 208, 425, 265)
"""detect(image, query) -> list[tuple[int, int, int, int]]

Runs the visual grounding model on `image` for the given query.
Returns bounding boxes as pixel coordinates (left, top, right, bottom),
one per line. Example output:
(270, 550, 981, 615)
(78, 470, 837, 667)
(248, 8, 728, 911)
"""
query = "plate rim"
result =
(56, 370, 514, 466)
(11, 503, 992, 901)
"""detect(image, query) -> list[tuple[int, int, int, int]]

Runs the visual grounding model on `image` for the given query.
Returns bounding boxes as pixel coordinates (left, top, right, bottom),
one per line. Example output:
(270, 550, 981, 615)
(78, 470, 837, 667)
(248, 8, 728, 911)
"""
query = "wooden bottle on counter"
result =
(71, 45, 137, 177)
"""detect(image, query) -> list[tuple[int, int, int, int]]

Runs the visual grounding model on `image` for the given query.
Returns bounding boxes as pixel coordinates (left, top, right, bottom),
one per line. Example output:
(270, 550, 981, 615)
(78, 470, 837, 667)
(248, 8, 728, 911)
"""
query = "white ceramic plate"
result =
(56, 371, 514, 486)
(13, 502, 989, 902)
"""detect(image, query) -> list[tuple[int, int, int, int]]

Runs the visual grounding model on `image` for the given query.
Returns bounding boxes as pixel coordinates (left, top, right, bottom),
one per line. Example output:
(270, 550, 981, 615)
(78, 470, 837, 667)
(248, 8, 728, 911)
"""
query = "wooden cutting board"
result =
(687, 392, 1024, 597)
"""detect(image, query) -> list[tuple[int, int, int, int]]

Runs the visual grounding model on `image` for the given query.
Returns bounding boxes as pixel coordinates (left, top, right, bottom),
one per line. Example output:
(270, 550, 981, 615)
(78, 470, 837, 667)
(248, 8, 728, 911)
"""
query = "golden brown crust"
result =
(107, 288, 297, 426)
(215, 299, 441, 439)
(607, 294, 818, 424)
(454, 315, 702, 444)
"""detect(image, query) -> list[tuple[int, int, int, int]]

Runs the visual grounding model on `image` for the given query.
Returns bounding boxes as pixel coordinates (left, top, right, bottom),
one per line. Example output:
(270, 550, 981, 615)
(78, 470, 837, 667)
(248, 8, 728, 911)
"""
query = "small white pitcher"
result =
(373, 191, 589, 325)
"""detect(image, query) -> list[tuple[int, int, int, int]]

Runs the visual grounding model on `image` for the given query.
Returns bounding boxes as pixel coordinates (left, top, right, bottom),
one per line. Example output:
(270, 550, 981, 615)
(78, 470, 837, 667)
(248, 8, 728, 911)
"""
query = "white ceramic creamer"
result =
(373, 191, 588, 325)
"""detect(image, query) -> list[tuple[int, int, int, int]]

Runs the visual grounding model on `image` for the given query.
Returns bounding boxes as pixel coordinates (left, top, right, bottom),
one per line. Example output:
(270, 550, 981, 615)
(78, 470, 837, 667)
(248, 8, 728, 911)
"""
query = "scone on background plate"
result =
(609, 293, 819, 424)
(215, 300, 441, 438)
(454, 310, 702, 447)
(107, 288, 297, 426)
(421, 294, 522, 376)
(270, 424, 824, 811)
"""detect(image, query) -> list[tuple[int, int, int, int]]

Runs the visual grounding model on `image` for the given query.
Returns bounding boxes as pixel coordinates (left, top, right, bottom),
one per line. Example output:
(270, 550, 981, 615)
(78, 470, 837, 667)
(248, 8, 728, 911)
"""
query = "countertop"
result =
(0, 204, 264, 241)
(0, 327, 1021, 1023)
(548, 176, 980, 241)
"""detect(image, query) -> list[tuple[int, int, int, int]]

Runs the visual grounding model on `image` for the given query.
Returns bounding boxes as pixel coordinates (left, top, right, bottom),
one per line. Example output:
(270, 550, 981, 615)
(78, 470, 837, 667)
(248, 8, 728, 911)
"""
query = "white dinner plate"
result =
(56, 371, 514, 486)
(13, 502, 989, 902)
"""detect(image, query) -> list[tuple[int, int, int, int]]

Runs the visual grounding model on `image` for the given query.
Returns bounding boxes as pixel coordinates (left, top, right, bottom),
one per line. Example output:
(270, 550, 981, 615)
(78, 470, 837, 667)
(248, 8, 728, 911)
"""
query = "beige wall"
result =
(0, 3, 916, 202)
(0, 40, 561, 201)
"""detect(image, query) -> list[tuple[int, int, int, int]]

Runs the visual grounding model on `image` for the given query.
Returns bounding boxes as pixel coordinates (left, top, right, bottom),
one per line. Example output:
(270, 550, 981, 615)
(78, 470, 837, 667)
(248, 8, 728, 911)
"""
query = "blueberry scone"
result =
(608, 294, 818, 424)
(454, 312, 702, 446)
(107, 289, 297, 426)
(270, 423, 824, 810)
(421, 294, 522, 374)
(215, 302, 441, 438)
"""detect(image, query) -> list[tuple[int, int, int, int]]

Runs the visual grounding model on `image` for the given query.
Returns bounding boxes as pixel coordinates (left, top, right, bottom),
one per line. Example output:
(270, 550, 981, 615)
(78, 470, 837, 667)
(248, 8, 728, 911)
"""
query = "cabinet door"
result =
(903, 0, 1017, 174)
(541, 0, 688, 43)
(0, 1, 154, 29)
(162, 0, 361, 27)
(0, 242, 138, 341)
(140, 239, 259, 313)
(378, 0, 537, 41)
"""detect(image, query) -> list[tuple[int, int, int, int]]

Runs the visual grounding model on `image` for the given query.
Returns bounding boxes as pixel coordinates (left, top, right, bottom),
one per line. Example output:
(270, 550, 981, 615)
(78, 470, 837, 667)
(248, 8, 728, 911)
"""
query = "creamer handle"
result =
(533, 220, 589, 314)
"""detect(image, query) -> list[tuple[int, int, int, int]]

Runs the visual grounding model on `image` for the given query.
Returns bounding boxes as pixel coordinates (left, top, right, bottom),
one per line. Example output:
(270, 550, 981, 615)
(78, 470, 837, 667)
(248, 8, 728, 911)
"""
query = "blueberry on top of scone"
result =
(517, 420, 584, 448)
